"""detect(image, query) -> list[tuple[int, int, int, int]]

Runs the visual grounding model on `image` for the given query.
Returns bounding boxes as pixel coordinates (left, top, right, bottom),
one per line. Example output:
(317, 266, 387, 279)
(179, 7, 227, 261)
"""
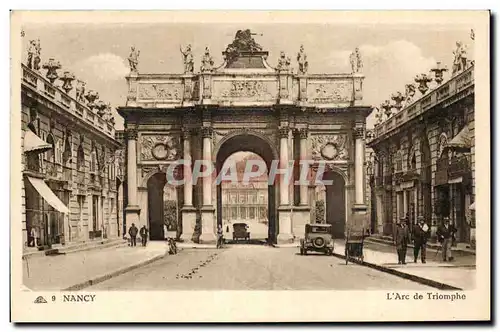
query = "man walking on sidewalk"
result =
(140, 225, 149, 247)
(128, 223, 138, 247)
(436, 217, 456, 262)
(395, 217, 410, 264)
(413, 216, 430, 263)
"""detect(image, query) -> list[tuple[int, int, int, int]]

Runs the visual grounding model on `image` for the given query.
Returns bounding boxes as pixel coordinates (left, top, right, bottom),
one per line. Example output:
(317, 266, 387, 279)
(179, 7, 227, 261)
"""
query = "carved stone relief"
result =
(213, 80, 277, 101)
(311, 134, 349, 161)
(307, 81, 352, 103)
(138, 83, 183, 100)
(140, 134, 181, 161)
(437, 132, 448, 158)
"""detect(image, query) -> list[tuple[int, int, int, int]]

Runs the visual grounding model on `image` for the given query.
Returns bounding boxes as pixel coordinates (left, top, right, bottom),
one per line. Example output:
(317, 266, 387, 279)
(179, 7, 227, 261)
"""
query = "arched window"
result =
(395, 151, 403, 172)
(45, 134, 55, 162)
(62, 136, 72, 166)
(54, 140, 63, 165)
(411, 153, 416, 170)
(77, 145, 85, 171)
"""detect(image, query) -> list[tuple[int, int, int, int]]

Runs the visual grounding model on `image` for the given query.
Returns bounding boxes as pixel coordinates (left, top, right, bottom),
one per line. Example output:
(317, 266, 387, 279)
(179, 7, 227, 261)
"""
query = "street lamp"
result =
(366, 154, 376, 234)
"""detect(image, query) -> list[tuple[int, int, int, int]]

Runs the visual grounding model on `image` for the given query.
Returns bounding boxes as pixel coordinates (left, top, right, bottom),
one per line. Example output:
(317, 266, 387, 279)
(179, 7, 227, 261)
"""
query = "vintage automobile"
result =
(300, 223, 335, 255)
(232, 222, 250, 241)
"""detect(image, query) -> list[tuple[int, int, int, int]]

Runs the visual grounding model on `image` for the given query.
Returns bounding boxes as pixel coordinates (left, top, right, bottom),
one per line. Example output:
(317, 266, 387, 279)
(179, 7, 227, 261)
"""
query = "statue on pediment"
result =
(452, 41, 468, 74)
(200, 47, 214, 73)
(128, 46, 140, 73)
(349, 47, 362, 73)
(297, 44, 309, 75)
(224, 29, 263, 64)
(180, 44, 194, 74)
(276, 51, 291, 72)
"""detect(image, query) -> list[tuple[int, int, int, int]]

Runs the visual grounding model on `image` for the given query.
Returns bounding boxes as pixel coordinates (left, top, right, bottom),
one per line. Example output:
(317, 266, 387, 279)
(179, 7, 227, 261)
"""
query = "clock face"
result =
(152, 143, 168, 160)
(321, 143, 338, 160)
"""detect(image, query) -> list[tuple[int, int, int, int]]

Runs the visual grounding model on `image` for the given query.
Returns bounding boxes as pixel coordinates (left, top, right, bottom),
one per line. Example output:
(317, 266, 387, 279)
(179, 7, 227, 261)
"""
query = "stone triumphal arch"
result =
(118, 31, 371, 244)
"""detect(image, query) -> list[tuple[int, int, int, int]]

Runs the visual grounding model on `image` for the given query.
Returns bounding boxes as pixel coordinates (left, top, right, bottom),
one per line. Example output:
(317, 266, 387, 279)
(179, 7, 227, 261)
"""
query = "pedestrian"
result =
(394, 217, 410, 264)
(29, 227, 38, 247)
(128, 223, 138, 247)
(140, 225, 149, 247)
(436, 217, 457, 262)
(217, 224, 224, 248)
(413, 216, 430, 263)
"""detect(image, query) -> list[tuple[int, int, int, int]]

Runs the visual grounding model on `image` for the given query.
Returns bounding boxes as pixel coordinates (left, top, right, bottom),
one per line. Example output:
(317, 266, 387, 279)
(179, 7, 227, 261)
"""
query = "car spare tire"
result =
(313, 237, 325, 248)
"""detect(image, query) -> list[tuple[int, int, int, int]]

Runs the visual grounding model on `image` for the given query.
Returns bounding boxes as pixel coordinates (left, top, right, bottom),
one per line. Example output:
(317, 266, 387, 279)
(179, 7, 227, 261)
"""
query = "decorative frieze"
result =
(307, 81, 351, 103)
(138, 83, 183, 100)
(214, 80, 276, 101)
(139, 134, 180, 161)
(311, 134, 349, 161)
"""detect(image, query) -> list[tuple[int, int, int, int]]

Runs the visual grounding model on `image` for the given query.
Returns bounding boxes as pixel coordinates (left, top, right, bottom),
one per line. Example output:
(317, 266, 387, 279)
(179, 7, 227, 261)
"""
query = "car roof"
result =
(307, 223, 331, 227)
(233, 223, 248, 226)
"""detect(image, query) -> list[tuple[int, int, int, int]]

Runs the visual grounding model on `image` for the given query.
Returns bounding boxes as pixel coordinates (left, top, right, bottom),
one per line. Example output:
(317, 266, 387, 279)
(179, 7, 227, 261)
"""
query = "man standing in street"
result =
(140, 225, 149, 247)
(128, 223, 138, 247)
(436, 217, 457, 262)
(395, 217, 410, 264)
(413, 216, 430, 263)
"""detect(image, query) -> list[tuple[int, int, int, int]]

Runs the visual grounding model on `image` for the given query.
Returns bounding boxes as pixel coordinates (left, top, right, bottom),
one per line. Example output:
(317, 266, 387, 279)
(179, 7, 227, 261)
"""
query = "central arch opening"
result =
(216, 133, 277, 244)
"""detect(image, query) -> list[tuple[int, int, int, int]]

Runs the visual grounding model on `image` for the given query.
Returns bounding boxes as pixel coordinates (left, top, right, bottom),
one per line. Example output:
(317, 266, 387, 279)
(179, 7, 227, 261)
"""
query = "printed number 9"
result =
(52, 295, 56, 302)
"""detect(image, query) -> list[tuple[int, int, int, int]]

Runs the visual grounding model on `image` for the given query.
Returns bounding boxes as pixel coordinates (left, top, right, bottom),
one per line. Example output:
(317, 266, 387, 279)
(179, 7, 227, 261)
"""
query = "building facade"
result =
(21, 39, 123, 250)
(368, 41, 475, 246)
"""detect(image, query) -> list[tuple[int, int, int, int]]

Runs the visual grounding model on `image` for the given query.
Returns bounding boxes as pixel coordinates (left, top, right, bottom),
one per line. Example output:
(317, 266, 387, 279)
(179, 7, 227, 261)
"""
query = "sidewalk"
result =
(367, 235, 476, 256)
(334, 240, 475, 290)
(22, 242, 170, 291)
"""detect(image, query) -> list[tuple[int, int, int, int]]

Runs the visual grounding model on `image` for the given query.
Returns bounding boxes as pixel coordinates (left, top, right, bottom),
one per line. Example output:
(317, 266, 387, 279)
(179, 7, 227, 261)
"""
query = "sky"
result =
(20, 22, 474, 130)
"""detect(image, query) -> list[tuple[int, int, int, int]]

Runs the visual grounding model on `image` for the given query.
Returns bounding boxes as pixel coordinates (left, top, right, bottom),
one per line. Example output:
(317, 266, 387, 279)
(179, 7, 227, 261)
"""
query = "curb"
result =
(62, 252, 168, 291)
(331, 252, 462, 291)
(177, 243, 216, 249)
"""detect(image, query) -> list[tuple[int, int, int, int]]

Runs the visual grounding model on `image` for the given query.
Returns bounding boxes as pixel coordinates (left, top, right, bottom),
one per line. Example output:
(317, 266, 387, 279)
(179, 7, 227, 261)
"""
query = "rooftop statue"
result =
(200, 47, 214, 73)
(452, 41, 468, 75)
(180, 44, 194, 74)
(297, 44, 309, 75)
(76, 80, 86, 103)
(224, 29, 263, 65)
(276, 51, 291, 72)
(27, 39, 42, 71)
(349, 47, 363, 73)
(128, 46, 140, 73)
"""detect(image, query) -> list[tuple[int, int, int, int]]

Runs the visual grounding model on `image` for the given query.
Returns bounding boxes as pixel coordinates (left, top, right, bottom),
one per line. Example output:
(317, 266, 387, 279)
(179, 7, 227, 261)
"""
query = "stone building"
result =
(21, 38, 123, 250)
(119, 31, 372, 244)
(368, 39, 475, 245)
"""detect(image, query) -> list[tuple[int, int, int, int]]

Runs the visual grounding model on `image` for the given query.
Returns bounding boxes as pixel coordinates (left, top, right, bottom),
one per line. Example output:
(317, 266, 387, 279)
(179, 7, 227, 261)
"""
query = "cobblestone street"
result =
(89, 245, 431, 290)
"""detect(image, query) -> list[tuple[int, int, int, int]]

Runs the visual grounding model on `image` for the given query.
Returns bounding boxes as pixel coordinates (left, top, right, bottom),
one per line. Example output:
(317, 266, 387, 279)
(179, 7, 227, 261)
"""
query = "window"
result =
(77, 145, 85, 171)
(62, 137, 72, 166)
(239, 192, 246, 204)
(248, 193, 257, 204)
(249, 207, 256, 219)
(45, 134, 55, 162)
(90, 150, 97, 173)
(231, 207, 238, 220)
(395, 151, 403, 172)
(258, 193, 265, 204)
(92, 195, 99, 231)
(259, 207, 267, 219)
(410, 154, 417, 170)
(240, 207, 247, 219)
(55, 140, 63, 165)
(230, 193, 237, 204)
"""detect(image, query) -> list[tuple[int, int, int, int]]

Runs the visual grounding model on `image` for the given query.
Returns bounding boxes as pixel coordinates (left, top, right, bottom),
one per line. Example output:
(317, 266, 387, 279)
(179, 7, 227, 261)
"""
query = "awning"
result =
(447, 125, 472, 151)
(26, 176, 69, 214)
(470, 202, 475, 210)
(448, 176, 463, 184)
(23, 130, 52, 153)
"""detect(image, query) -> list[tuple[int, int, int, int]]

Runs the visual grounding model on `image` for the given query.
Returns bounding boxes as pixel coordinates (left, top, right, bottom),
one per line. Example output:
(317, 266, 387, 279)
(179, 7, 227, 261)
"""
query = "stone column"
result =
(293, 128, 310, 240)
(277, 126, 293, 243)
(125, 129, 141, 228)
(299, 128, 309, 206)
(199, 126, 216, 244)
(181, 128, 196, 242)
(352, 122, 368, 217)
